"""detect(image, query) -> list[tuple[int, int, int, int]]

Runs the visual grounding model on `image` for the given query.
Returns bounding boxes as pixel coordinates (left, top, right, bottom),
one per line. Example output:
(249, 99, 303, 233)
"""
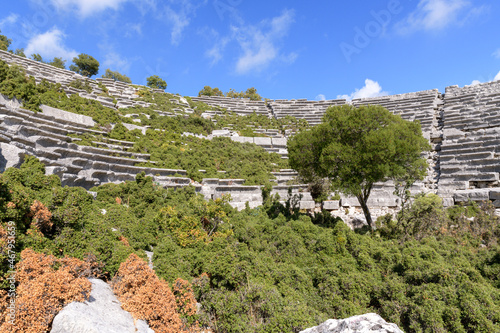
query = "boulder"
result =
(50, 278, 153, 333)
(300, 313, 404, 333)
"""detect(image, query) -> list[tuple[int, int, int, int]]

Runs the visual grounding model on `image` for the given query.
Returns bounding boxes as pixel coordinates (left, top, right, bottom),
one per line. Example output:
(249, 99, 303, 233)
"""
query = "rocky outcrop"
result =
(300, 313, 404, 333)
(50, 278, 153, 333)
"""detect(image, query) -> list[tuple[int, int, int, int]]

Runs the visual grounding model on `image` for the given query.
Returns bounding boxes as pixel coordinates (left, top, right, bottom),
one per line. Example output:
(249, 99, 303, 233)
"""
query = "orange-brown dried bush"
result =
(118, 235, 130, 247)
(0, 225, 7, 256)
(112, 253, 200, 333)
(173, 278, 197, 317)
(29, 200, 52, 233)
(0, 249, 92, 333)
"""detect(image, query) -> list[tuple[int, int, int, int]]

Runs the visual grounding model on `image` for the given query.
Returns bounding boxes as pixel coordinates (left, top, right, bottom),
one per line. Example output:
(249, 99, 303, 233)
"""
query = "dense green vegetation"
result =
(69, 53, 100, 77)
(146, 75, 167, 90)
(199, 85, 263, 101)
(2, 157, 500, 332)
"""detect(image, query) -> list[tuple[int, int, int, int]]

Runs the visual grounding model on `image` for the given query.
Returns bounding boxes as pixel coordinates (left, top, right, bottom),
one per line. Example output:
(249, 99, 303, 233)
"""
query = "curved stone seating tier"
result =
(437, 82, 500, 199)
(268, 99, 346, 126)
(352, 89, 441, 133)
(438, 127, 500, 194)
(443, 83, 500, 132)
(0, 50, 89, 88)
(0, 104, 187, 189)
(190, 96, 270, 116)
(230, 136, 288, 158)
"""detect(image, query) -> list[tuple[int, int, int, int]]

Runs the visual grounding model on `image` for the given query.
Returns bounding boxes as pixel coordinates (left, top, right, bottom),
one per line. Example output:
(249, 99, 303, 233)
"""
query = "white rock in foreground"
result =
(51, 278, 154, 333)
(300, 313, 404, 333)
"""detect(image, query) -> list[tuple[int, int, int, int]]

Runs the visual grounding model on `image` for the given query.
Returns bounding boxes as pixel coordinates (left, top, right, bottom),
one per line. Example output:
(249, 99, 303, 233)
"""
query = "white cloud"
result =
(125, 23, 142, 37)
(233, 9, 296, 74)
(25, 28, 78, 61)
(206, 37, 230, 65)
(0, 14, 19, 28)
(103, 51, 130, 72)
(495, 71, 500, 82)
(48, 0, 129, 17)
(316, 94, 326, 101)
(337, 79, 388, 101)
(395, 0, 475, 34)
(493, 49, 500, 59)
(470, 80, 481, 86)
(164, 6, 189, 45)
(159, 1, 209, 45)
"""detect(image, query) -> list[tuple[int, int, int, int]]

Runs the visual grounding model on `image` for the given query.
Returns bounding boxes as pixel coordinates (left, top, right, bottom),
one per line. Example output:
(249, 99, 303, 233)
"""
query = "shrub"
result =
(0, 249, 92, 333)
(112, 253, 199, 333)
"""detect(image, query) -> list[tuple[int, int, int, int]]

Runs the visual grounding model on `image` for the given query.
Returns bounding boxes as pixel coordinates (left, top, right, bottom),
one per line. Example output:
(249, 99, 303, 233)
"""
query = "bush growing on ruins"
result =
(48, 57, 66, 69)
(102, 68, 132, 83)
(224, 87, 263, 100)
(147, 75, 167, 90)
(14, 48, 25, 57)
(30, 54, 65, 69)
(0, 61, 41, 111)
(288, 104, 430, 229)
(198, 85, 224, 97)
(69, 53, 100, 77)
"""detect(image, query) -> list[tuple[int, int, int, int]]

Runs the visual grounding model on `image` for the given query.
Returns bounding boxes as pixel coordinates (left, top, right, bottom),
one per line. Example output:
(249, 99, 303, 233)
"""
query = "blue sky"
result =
(0, 0, 499, 100)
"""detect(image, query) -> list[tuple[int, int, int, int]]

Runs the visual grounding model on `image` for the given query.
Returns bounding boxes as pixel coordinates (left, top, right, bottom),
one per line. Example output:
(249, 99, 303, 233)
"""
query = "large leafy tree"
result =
(146, 75, 167, 90)
(102, 68, 132, 83)
(288, 104, 430, 229)
(69, 53, 99, 77)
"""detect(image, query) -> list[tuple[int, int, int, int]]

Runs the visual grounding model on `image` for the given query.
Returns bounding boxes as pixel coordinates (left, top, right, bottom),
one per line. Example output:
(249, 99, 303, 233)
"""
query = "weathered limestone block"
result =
(0, 142, 25, 172)
(271, 137, 287, 148)
(212, 129, 231, 137)
(300, 201, 316, 210)
(50, 279, 153, 333)
(322, 200, 340, 210)
(254, 137, 272, 147)
(299, 313, 404, 333)
(490, 190, 500, 200)
(454, 189, 491, 202)
(122, 123, 148, 135)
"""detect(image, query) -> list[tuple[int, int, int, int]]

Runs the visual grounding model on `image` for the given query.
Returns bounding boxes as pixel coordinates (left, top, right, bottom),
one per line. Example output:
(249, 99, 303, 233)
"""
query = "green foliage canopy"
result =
(69, 53, 100, 77)
(198, 86, 224, 97)
(146, 75, 167, 90)
(102, 68, 132, 83)
(288, 105, 430, 229)
(48, 57, 66, 69)
(0, 30, 11, 51)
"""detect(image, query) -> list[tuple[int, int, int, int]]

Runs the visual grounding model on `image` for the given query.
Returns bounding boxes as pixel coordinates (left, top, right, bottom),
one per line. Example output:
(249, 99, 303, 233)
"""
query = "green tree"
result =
(69, 53, 100, 77)
(225, 88, 242, 98)
(146, 75, 167, 90)
(48, 57, 66, 69)
(198, 85, 223, 97)
(102, 68, 132, 83)
(244, 87, 262, 101)
(0, 30, 11, 51)
(31, 53, 43, 62)
(14, 48, 26, 57)
(288, 104, 430, 229)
